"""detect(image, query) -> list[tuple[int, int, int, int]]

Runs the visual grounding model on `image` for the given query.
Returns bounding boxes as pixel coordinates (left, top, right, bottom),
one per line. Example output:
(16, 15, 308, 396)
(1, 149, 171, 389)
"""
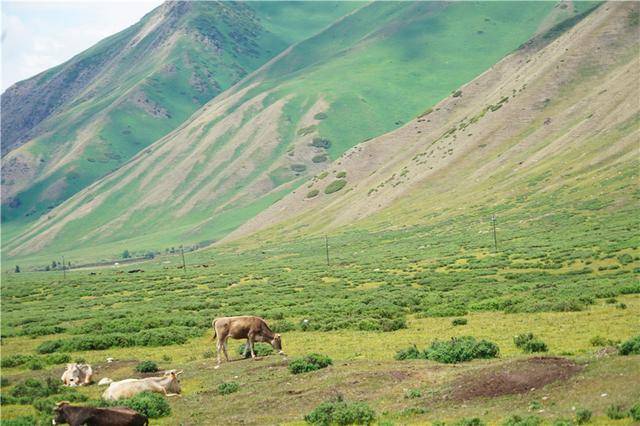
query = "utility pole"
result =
(325, 235, 330, 266)
(62, 255, 66, 279)
(491, 214, 498, 253)
(181, 246, 187, 273)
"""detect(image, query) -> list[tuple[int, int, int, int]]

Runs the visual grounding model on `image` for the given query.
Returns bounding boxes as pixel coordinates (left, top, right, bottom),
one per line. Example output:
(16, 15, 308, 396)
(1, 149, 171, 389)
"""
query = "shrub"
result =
(324, 179, 347, 194)
(218, 382, 239, 395)
(311, 137, 331, 149)
(307, 189, 319, 198)
(336, 171, 346, 178)
(552, 419, 573, 426)
(36, 340, 63, 354)
(589, 336, 617, 347)
(424, 337, 499, 363)
(405, 389, 421, 399)
(238, 342, 274, 358)
(314, 112, 328, 120)
(454, 418, 484, 426)
(514, 333, 548, 353)
(26, 358, 45, 370)
(202, 349, 214, 359)
(3, 416, 38, 426)
(312, 155, 327, 163)
(1, 354, 34, 368)
(272, 320, 295, 333)
(452, 90, 463, 98)
(575, 408, 592, 424)
(503, 415, 542, 426)
(135, 360, 159, 373)
(630, 403, 640, 421)
(289, 353, 332, 374)
(44, 353, 71, 365)
(304, 396, 375, 425)
(395, 345, 424, 361)
(1, 377, 9, 387)
(380, 317, 406, 332)
(452, 318, 468, 326)
(291, 164, 307, 173)
(107, 391, 171, 418)
(606, 404, 626, 420)
(619, 335, 640, 355)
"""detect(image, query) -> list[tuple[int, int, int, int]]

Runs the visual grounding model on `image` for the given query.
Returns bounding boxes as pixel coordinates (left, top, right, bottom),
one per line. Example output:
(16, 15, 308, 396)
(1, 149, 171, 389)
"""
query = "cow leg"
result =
(222, 337, 230, 362)
(243, 340, 251, 358)
(247, 333, 256, 359)
(216, 338, 224, 366)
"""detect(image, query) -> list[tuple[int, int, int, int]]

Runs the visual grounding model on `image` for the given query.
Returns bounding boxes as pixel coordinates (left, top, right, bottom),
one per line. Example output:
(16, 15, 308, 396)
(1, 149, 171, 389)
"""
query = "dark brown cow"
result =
(52, 402, 148, 426)
(212, 316, 284, 366)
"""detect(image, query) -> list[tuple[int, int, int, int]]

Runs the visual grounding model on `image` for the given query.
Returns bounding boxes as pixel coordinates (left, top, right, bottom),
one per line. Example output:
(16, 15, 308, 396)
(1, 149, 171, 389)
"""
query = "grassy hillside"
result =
(0, 1, 360, 226)
(2, 1, 584, 266)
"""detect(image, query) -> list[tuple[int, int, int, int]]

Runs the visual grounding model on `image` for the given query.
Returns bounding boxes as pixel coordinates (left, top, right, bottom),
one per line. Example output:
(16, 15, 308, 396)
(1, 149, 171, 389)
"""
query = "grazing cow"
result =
(53, 402, 148, 426)
(61, 363, 93, 387)
(102, 370, 182, 401)
(212, 316, 284, 366)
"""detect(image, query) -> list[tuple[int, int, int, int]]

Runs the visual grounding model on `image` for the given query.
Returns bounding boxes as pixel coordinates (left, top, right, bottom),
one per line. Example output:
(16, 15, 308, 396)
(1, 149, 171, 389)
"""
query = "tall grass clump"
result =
(304, 396, 375, 425)
(514, 333, 548, 353)
(289, 353, 332, 374)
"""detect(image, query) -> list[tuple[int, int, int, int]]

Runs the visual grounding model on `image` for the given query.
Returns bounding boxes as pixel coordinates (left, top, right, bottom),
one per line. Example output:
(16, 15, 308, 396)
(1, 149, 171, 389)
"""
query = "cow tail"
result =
(212, 319, 217, 340)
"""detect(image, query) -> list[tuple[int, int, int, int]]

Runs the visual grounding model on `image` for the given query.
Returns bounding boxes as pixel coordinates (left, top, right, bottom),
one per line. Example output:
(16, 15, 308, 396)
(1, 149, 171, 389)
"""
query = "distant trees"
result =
(122, 250, 131, 259)
(14, 265, 20, 273)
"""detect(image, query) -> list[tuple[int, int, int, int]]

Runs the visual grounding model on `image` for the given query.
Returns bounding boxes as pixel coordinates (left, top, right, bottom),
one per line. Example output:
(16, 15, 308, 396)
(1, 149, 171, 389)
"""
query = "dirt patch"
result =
(447, 357, 583, 401)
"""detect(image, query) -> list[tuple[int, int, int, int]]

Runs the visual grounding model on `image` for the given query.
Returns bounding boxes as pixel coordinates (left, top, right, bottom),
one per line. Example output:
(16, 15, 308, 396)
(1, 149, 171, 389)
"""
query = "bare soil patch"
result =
(447, 357, 583, 401)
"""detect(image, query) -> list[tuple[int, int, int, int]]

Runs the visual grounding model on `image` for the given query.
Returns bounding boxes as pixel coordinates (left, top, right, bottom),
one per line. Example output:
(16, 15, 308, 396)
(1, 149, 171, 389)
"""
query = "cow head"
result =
(165, 370, 183, 394)
(271, 333, 283, 354)
(64, 364, 82, 387)
(52, 401, 70, 424)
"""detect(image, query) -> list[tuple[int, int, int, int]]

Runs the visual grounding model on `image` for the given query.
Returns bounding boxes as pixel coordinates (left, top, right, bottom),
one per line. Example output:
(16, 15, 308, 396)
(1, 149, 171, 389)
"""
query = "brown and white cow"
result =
(61, 363, 93, 387)
(212, 316, 284, 366)
(53, 402, 148, 426)
(101, 370, 182, 401)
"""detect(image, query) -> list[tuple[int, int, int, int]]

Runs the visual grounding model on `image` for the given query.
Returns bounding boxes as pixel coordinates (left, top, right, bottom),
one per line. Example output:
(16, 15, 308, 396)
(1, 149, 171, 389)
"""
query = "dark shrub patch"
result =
(452, 318, 468, 326)
(304, 396, 375, 425)
(1, 354, 34, 368)
(291, 164, 307, 173)
(3, 416, 38, 426)
(454, 418, 485, 426)
(218, 382, 239, 395)
(289, 353, 332, 374)
(336, 171, 346, 178)
(514, 333, 548, 353)
(324, 179, 347, 194)
(26, 358, 44, 370)
(606, 404, 626, 420)
(307, 189, 319, 198)
(575, 408, 592, 424)
(1, 377, 9, 387)
(424, 337, 499, 363)
(135, 360, 159, 373)
(619, 335, 640, 355)
(311, 137, 331, 149)
(238, 342, 274, 358)
(503, 415, 542, 426)
(630, 403, 640, 421)
(395, 345, 424, 361)
(312, 155, 327, 163)
(102, 391, 170, 418)
(313, 112, 327, 120)
(271, 320, 295, 333)
(36, 340, 63, 354)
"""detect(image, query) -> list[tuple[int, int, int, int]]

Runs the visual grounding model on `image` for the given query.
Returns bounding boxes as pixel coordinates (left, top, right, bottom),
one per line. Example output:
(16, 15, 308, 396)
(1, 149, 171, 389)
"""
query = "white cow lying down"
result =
(61, 363, 93, 386)
(102, 370, 182, 401)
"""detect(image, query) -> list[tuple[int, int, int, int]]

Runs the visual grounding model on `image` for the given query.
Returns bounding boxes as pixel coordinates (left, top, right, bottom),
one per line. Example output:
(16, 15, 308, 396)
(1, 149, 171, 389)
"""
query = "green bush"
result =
(313, 112, 328, 120)
(395, 345, 424, 360)
(238, 342, 274, 358)
(405, 389, 421, 399)
(218, 382, 239, 395)
(311, 137, 331, 149)
(289, 353, 332, 374)
(1, 354, 34, 368)
(307, 189, 319, 198)
(503, 415, 542, 426)
(589, 336, 617, 347)
(1, 377, 9, 387)
(514, 333, 548, 353)
(312, 155, 327, 163)
(324, 179, 347, 194)
(291, 164, 307, 173)
(336, 171, 346, 178)
(452, 318, 468, 326)
(619, 335, 640, 355)
(304, 396, 375, 425)
(3, 416, 38, 426)
(424, 337, 499, 363)
(575, 408, 592, 424)
(106, 391, 171, 418)
(26, 358, 44, 370)
(454, 418, 485, 426)
(630, 403, 640, 421)
(44, 353, 71, 365)
(272, 320, 295, 333)
(135, 360, 159, 373)
(36, 340, 63, 354)
(605, 404, 626, 420)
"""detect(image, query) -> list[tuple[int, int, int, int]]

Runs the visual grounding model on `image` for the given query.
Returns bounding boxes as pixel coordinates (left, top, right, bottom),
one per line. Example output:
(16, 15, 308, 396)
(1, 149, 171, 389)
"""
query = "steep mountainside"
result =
(227, 1, 638, 245)
(2, 1, 581, 263)
(0, 1, 359, 222)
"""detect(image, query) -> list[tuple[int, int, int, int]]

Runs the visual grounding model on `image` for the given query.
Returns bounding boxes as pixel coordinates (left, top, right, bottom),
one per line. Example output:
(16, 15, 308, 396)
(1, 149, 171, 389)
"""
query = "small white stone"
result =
(601, 393, 608, 397)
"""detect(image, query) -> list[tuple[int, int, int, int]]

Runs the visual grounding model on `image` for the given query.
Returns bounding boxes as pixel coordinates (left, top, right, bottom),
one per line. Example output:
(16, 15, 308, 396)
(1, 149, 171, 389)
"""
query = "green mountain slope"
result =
(0, 1, 360, 224)
(2, 1, 587, 265)
(227, 1, 638, 250)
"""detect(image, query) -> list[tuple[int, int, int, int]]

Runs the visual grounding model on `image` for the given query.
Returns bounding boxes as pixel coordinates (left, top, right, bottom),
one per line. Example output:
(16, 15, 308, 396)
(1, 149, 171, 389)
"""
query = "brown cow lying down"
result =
(53, 402, 148, 426)
(102, 370, 182, 401)
(213, 316, 284, 366)
(61, 363, 93, 386)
